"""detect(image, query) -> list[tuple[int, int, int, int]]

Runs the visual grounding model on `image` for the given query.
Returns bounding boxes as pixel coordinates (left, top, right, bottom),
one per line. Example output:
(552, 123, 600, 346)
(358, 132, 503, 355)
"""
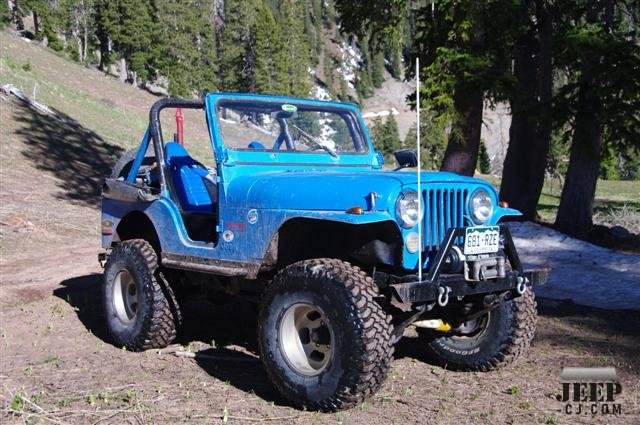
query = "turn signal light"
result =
(499, 201, 509, 208)
(346, 207, 364, 215)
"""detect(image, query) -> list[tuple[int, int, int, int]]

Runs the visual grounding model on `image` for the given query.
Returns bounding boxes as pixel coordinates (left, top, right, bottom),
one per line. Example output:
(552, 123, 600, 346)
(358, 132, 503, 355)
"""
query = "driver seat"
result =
(165, 142, 215, 213)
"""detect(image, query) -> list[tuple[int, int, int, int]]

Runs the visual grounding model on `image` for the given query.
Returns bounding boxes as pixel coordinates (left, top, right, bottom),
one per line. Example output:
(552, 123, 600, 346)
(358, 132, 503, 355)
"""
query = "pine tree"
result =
(371, 50, 385, 88)
(219, 0, 260, 92)
(370, 114, 401, 162)
(156, 0, 219, 97)
(381, 113, 401, 159)
(94, 0, 119, 71)
(1, 1, 13, 29)
(254, 2, 287, 95)
(278, 0, 312, 97)
(479, 141, 491, 174)
(114, 0, 158, 84)
(404, 109, 449, 170)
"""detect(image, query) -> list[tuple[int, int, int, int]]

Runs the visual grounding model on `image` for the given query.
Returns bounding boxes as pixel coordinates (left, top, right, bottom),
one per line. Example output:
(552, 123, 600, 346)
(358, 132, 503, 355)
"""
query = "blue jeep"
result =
(100, 94, 547, 411)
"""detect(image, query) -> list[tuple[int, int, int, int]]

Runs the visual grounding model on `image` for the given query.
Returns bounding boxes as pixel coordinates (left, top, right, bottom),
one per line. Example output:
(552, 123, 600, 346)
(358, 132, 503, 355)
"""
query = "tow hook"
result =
(516, 276, 529, 295)
(437, 286, 451, 307)
(414, 319, 452, 332)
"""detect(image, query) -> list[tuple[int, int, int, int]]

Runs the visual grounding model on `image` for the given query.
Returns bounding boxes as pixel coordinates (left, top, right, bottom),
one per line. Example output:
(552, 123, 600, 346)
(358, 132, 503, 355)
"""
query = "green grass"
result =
(0, 54, 147, 150)
(478, 173, 639, 232)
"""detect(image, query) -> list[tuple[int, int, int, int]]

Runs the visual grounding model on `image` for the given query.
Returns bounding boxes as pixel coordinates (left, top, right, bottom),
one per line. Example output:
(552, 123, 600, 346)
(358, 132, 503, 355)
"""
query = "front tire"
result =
(418, 290, 537, 371)
(103, 239, 181, 351)
(258, 259, 394, 411)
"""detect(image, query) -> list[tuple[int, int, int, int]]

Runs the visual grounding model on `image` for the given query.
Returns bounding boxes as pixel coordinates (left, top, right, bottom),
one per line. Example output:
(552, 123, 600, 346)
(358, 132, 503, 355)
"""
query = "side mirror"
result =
(393, 149, 418, 170)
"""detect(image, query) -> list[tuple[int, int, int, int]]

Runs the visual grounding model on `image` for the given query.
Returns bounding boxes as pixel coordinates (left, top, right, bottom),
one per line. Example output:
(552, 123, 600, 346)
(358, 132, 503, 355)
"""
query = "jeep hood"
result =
(226, 170, 493, 211)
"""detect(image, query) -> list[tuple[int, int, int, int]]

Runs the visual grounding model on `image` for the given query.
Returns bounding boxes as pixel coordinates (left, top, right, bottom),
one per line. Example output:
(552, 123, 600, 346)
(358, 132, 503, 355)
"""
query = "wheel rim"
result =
(113, 270, 139, 323)
(279, 303, 334, 376)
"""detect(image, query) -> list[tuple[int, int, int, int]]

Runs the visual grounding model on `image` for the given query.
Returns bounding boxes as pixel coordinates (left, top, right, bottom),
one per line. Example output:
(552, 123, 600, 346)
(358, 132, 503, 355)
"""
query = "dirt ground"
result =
(1, 264, 639, 425)
(1, 33, 639, 424)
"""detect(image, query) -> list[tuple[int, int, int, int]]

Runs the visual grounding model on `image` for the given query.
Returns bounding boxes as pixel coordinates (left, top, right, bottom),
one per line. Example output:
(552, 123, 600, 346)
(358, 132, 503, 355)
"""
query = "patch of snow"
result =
(312, 85, 331, 101)
(361, 108, 400, 119)
(337, 41, 362, 90)
(508, 221, 640, 310)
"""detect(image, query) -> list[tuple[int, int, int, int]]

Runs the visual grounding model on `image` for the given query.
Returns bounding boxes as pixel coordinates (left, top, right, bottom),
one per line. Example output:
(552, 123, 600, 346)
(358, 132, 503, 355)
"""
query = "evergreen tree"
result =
(94, 0, 119, 71)
(479, 141, 491, 174)
(278, 0, 312, 97)
(371, 51, 385, 88)
(1, 1, 13, 29)
(219, 0, 260, 92)
(404, 109, 449, 170)
(254, 2, 287, 95)
(156, 0, 219, 97)
(113, 0, 159, 84)
(370, 114, 401, 162)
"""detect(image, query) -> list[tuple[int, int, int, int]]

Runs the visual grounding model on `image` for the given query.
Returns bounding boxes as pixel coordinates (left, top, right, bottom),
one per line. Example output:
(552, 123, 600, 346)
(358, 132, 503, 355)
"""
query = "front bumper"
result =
(390, 269, 549, 304)
(389, 226, 550, 304)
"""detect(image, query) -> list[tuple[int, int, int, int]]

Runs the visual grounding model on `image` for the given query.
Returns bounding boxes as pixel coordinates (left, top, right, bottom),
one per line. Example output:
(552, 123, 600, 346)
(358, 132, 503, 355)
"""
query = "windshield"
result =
(215, 99, 368, 156)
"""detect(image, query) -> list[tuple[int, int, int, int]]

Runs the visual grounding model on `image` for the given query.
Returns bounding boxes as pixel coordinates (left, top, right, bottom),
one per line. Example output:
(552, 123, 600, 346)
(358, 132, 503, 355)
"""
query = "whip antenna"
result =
(416, 58, 422, 281)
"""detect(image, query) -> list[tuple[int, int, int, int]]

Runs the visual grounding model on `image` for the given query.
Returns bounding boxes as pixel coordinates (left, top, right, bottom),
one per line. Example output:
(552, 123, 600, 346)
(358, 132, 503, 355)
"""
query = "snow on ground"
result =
(508, 221, 640, 310)
(337, 41, 362, 89)
(361, 108, 400, 119)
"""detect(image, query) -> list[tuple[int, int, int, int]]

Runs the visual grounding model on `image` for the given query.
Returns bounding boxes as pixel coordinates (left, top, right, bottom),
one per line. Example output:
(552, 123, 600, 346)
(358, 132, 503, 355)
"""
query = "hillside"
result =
(1, 30, 640, 425)
(0, 29, 409, 299)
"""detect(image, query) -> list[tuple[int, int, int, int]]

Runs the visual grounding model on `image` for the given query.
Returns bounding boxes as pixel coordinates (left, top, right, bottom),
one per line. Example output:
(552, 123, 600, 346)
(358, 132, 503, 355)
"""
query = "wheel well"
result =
(271, 218, 403, 269)
(114, 211, 161, 253)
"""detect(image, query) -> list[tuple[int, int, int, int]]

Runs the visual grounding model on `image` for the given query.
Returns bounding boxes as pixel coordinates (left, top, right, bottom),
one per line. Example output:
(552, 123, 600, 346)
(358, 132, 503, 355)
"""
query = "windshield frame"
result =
(204, 94, 378, 170)
(213, 97, 370, 156)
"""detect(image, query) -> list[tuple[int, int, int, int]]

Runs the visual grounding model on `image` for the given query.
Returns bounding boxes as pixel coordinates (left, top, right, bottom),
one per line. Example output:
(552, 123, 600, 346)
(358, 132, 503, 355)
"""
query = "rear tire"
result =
(111, 148, 155, 179)
(417, 290, 537, 371)
(103, 239, 181, 351)
(258, 259, 394, 412)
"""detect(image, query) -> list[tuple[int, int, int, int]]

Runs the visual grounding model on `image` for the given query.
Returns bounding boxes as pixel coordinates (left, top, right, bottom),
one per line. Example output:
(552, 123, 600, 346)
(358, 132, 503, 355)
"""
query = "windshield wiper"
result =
(290, 123, 338, 158)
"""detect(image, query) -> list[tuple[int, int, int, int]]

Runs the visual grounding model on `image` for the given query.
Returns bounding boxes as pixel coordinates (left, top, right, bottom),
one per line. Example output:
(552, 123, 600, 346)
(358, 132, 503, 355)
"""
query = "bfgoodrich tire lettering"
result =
(258, 259, 394, 412)
(418, 290, 537, 371)
(103, 239, 180, 351)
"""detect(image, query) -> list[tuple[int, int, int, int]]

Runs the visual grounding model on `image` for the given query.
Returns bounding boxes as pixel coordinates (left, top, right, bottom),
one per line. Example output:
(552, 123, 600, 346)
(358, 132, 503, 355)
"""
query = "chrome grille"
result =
(423, 187, 468, 250)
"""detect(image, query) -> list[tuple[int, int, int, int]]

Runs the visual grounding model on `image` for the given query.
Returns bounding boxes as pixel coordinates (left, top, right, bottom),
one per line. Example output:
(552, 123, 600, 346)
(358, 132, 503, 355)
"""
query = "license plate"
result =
(464, 226, 500, 255)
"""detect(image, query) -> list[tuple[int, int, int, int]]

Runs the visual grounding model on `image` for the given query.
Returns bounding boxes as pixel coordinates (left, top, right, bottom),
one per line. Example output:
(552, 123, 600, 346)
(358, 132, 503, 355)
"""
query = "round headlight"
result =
(396, 191, 421, 228)
(469, 188, 494, 224)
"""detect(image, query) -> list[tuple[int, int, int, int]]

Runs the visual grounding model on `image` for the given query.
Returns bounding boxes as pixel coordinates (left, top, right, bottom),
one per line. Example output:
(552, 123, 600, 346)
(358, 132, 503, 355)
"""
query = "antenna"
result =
(416, 58, 422, 282)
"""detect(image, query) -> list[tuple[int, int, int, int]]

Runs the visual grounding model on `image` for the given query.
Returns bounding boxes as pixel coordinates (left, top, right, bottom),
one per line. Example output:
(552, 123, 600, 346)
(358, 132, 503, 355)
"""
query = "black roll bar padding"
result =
(149, 97, 205, 192)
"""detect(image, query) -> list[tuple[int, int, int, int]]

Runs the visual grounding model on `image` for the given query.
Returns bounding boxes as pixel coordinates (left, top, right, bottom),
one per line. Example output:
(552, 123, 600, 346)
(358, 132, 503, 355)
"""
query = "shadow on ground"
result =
(12, 99, 124, 205)
(54, 276, 640, 404)
(53, 274, 287, 406)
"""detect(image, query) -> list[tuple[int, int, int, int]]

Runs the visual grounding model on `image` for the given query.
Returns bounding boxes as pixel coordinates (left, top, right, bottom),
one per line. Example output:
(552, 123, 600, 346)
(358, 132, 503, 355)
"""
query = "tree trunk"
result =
(499, 0, 553, 220)
(554, 0, 613, 238)
(11, 0, 24, 31)
(554, 94, 603, 238)
(98, 37, 110, 71)
(119, 57, 127, 83)
(440, 83, 484, 176)
(32, 10, 39, 37)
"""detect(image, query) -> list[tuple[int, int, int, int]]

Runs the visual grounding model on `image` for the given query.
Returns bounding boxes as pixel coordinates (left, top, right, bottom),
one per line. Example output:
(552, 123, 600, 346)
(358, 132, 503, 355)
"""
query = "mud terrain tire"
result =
(258, 259, 394, 412)
(103, 239, 180, 351)
(418, 290, 537, 371)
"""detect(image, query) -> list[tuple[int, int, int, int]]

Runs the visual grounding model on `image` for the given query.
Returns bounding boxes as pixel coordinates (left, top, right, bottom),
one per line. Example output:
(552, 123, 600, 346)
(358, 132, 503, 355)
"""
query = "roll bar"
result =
(149, 97, 205, 192)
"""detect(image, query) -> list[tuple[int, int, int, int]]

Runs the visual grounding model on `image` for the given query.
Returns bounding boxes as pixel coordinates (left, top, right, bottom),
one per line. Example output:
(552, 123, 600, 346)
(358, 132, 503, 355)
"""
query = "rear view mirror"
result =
(393, 149, 418, 170)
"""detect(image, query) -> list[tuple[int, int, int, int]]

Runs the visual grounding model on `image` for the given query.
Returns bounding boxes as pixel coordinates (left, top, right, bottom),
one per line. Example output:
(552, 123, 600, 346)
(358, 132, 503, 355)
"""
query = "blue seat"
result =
(165, 142, 215, 213)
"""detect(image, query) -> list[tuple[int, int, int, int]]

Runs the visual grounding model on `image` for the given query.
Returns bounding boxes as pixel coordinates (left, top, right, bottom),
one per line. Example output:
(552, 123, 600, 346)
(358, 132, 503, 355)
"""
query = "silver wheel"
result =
(279, 303, 334, 376)
(113, 270, 138, 323)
